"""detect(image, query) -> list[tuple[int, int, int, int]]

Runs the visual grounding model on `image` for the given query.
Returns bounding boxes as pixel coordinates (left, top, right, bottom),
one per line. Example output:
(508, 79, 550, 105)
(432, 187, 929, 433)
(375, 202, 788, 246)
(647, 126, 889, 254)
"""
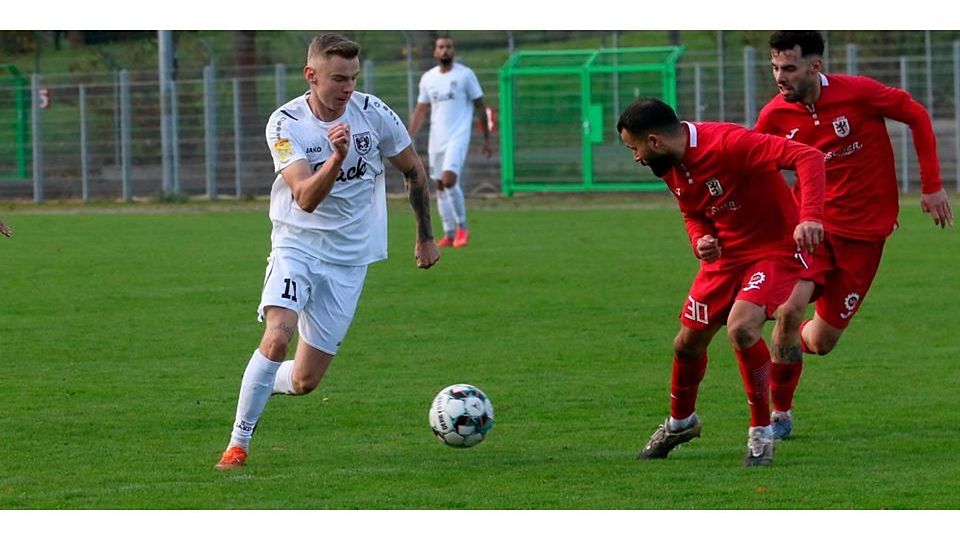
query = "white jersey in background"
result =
(417, 62, 484, 154)
(265, 91, 411, 266)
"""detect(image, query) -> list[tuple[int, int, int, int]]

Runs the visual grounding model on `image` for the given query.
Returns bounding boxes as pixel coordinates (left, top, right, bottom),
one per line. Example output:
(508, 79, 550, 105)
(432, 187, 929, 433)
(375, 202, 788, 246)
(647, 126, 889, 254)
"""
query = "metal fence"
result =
(3, 30, 959, 201)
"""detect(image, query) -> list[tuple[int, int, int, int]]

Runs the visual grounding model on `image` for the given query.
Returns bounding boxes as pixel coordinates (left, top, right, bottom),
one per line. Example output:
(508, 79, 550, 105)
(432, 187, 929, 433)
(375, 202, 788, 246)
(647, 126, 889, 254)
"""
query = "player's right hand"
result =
(696, 235, 721, 262)
(415, 239, 440, 269)
(328, 123, 350, 160)
(794, 220, 824, 253)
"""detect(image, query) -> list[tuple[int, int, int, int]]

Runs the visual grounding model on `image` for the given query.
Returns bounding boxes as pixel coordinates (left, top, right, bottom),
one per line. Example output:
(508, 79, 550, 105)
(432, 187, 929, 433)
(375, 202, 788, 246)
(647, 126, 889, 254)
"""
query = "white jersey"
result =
(417, 62, 483, 154)
(265, 91, 411, 266)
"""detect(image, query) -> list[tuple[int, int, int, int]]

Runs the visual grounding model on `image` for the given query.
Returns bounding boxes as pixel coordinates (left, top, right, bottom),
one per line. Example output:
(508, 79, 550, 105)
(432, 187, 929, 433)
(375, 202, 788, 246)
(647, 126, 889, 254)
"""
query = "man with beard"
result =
(755, 31, 953, 441)
(619, 98, 826, 466)
(409, 36, 492, 248)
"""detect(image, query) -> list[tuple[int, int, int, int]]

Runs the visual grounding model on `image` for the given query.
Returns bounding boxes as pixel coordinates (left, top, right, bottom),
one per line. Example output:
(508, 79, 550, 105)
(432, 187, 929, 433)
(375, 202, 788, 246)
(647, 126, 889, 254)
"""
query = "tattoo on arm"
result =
(404, 165, 433, 242)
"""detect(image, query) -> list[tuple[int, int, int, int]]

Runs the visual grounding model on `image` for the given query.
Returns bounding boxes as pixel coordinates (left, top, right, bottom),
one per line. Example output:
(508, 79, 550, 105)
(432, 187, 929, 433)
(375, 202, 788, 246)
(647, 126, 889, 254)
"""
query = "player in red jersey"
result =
(619, 98, 826, 466)
(755, 31, 954, 440)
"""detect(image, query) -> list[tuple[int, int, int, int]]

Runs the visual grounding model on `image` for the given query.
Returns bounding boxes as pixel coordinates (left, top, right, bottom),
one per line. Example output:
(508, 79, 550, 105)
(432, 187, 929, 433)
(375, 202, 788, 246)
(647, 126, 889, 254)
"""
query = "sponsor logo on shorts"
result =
(742, 272, 766, 292)
(839, 292, 861, 320)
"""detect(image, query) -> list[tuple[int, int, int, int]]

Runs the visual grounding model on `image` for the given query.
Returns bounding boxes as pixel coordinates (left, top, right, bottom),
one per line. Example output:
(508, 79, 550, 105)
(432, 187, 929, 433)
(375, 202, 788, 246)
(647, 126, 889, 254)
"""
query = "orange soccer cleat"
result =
(453, 228, 469, 248)
(214, 446, 248, 470)
(436, 236, 455, 248)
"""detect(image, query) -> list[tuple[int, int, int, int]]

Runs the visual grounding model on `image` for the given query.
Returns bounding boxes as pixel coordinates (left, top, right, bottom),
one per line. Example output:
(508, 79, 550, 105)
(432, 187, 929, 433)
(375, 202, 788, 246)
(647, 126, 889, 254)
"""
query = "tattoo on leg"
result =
(271, 322, 296, 340)
(776, 344, 803, 363)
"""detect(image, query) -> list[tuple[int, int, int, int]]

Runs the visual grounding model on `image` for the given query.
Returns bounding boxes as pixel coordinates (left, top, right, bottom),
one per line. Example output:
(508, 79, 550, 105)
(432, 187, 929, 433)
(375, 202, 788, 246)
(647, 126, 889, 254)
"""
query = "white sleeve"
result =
(417, 73, 430, 104)
(371, 98, 412, 158)
(265, 111, 306, 173)
(466, 68, 483, 101)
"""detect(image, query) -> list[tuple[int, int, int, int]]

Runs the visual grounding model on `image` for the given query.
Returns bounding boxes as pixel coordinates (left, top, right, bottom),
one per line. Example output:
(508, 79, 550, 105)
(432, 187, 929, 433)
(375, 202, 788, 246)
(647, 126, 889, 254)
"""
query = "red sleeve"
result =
(736, 130, 826, 223)
(681, 209, 715, 258)
(860, 76, 942, 194)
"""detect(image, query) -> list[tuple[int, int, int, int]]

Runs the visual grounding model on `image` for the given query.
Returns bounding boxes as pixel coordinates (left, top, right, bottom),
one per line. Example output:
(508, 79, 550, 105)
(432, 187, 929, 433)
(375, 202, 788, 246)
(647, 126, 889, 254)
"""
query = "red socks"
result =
(669, 353, 708, 421)
(771, 360, 803, 413)
(735, 339, 772, 427)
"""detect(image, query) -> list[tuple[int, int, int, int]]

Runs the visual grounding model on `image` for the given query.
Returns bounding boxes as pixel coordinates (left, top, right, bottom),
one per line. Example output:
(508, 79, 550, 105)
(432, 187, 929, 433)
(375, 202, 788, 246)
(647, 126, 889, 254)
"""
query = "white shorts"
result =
(258, 249, 368, 355)
(428, 139, 469, 180)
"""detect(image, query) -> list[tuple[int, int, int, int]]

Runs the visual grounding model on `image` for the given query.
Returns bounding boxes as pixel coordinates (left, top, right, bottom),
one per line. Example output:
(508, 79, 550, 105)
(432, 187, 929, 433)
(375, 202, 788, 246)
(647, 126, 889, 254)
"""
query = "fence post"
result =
(159, 30, 174, 194)
(954, 41, 959, 192)
(694, 63, 702, 121)
(120, 70, 132, 201)
(204, 65, 217, 200)
(233, 78, 242, 198)
(79, 85, 89, 202)
(846, 43, 858, 75)
(363, 59, 374, 94)
(403, 31, 414, 118)
(170, 80, 180, 194)
(925, 30, 934, 111)
(743, 46, 756, 127)
(31, 73, 43, 203)
(900, 56, 910, 193)
(717, 30, 725, 122)
(275, 63, 286, 106)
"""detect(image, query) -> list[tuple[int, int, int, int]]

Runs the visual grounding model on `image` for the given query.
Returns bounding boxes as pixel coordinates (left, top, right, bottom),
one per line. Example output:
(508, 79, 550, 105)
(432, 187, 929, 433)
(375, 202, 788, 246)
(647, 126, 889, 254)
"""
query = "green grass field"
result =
(1, 196, 958, 510)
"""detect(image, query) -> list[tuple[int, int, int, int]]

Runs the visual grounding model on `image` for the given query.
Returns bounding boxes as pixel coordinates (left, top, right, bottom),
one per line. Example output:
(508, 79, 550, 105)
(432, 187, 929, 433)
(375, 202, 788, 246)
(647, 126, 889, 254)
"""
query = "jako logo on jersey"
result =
(785, 128, 799, 139)
(742, 272, 766, 292)
(313, 157, 368, 182)
(839, 292, 861, 319)
(832, 116, 851, 138)
(705, 178, 723, 196)
(353, 132, 372, 155)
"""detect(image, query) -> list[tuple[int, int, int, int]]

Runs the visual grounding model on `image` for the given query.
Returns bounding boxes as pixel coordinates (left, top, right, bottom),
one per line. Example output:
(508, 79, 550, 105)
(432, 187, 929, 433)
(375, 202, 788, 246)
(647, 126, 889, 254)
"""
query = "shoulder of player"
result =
(268, 93, 309, 123)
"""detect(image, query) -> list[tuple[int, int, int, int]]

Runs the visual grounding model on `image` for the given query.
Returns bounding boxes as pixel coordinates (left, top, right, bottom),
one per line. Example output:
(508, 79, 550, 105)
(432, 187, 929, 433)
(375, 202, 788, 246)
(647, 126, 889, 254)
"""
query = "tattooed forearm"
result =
(404, 165, 434, 242)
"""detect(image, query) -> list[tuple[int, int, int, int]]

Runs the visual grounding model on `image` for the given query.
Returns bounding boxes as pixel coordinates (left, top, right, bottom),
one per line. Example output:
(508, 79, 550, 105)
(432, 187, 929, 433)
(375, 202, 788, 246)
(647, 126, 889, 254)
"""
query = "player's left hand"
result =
(920, 188, 954, 229)
(482, 139, 493, 159)
(794, 220, 824, 253)
(415, 239, 440, 269)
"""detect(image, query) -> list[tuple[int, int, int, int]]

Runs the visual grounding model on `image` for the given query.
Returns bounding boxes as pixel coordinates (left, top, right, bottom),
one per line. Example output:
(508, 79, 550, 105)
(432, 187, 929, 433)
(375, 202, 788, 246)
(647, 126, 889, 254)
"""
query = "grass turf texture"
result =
(1, 196, 957, 509)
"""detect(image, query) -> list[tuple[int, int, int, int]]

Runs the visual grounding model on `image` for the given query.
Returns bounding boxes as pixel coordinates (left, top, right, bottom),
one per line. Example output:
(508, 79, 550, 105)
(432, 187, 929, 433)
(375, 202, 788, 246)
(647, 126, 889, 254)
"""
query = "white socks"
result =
(436, 189, 458, 237)
(448, 183, 467, 229)
(272, 360, 296, 395)
(668, 413, 697, 431)
(228, 349, 281, 450)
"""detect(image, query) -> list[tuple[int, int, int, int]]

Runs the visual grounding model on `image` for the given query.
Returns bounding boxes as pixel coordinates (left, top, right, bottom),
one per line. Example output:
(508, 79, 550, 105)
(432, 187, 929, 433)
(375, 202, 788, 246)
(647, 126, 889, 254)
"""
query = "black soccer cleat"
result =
(636, 415, 702, 460)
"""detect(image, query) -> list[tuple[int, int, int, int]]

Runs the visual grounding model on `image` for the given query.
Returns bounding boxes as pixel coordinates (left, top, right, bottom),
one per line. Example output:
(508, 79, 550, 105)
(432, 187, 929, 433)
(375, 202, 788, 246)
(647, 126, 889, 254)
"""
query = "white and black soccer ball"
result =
(429, 384, 494, 448)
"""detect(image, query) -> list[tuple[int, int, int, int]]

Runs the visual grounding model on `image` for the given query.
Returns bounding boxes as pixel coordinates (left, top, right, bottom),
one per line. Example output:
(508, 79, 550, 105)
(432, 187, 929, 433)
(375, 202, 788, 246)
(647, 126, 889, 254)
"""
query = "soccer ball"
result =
(429, 384, 495, 448)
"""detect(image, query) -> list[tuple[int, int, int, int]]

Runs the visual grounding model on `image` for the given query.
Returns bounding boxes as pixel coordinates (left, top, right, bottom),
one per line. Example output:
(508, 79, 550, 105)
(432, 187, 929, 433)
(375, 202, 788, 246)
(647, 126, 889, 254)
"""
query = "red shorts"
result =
(679, 254, 805, 331)
(801, 233, 885, 329)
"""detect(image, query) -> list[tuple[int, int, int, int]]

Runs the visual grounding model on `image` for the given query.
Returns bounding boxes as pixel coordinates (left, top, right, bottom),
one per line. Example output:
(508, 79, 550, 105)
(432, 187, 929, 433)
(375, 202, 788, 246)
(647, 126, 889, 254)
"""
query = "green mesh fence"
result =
(0, 64, 29, 180)
(498, 47, 683, 195)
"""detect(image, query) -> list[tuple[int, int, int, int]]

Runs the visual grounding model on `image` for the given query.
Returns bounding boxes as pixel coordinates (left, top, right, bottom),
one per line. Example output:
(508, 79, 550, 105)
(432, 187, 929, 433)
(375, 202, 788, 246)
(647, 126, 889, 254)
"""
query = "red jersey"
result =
(755, 72, 942, 241)
(665, 122, 825, 268)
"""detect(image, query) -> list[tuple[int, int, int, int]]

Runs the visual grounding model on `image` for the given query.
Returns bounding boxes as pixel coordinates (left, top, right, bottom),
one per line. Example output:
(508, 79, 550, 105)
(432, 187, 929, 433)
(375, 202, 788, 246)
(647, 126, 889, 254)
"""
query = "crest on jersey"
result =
(353, 132, 372, 155)
(832, 116, 851, 138)
(705, 178, 723, 196)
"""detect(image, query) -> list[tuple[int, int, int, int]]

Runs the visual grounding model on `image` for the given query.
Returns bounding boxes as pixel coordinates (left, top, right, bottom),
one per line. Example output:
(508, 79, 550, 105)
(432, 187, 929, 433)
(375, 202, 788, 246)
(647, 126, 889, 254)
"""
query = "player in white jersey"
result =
(409, 37, 492, 248)
(216, 34, 440, 470)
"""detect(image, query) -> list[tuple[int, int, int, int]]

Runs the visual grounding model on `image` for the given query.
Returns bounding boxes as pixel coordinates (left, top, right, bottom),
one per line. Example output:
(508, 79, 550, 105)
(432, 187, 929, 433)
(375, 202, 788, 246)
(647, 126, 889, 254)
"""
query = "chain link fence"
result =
(2, 30, 959, 201)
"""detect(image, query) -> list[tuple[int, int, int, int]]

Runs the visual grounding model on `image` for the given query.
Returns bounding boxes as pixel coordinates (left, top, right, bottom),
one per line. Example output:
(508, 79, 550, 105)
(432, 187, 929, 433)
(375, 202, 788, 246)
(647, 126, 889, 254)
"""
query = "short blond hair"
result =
(307, 33, 360, 65)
